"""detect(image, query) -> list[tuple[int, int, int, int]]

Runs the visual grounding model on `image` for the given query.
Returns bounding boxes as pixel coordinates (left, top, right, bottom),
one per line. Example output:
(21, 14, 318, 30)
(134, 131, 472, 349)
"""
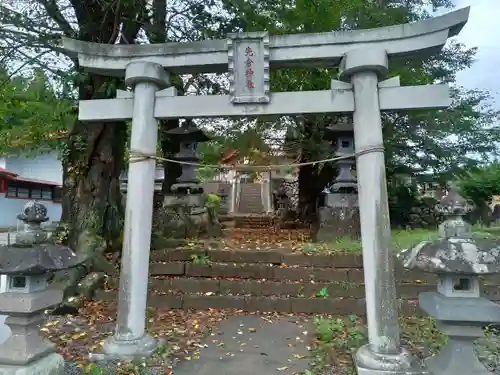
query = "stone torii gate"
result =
(63, 7, 469, 375)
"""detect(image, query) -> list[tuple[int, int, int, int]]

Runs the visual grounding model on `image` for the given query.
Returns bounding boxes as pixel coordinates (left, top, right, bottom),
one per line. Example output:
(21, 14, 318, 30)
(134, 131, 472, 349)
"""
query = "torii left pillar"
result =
(102, 62, 169, 358)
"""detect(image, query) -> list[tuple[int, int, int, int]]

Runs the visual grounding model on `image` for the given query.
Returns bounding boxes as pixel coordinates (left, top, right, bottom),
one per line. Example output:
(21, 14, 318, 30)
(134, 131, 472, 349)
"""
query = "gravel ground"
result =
(64, 361, 172, 375)
(476, 334, 500, 373)
(64, 362, 83, 375)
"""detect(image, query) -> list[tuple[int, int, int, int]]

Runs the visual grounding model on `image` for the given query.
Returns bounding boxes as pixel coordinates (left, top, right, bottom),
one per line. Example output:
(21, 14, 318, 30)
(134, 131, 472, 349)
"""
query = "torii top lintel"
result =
(62, 7, 469, 76)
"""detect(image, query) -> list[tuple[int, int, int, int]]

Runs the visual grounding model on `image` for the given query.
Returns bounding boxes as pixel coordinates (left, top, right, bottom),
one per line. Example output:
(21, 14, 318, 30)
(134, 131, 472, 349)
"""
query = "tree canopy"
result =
(0, 66, 74, 155)
(216, 0, 500, 177)
(1, 0, 498, 205)
(457, 162, 500, 207)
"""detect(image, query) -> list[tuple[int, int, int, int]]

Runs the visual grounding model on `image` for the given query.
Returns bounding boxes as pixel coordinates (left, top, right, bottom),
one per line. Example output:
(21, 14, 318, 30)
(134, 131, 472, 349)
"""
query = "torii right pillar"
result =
(339, 50, 428, 375)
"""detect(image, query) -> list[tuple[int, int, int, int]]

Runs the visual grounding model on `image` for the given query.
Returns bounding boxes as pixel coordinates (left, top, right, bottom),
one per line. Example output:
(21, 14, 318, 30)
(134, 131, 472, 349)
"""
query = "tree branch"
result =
(36, 0, 75, 37)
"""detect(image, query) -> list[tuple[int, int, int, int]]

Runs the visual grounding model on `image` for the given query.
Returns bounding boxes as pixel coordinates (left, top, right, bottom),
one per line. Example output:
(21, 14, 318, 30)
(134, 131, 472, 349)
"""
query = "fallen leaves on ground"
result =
(40, 304, 314, 373)
(161, 228, 312, 252)
(39, 300, 228, 369)
(154, 228, 311, 253)
(219, 228, 310, 251)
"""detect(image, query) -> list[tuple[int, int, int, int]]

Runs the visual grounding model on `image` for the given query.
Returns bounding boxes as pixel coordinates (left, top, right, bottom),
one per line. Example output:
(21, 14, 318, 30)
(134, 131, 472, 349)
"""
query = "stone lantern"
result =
(165, 120, 210, 194)
(397, 187, 500, 375)
(0, 201, 87, 375)
(317, 120, 360, 240)
(163, 121, 214, 237)
(323, 121, 357, 193)
(217, 185, 230, 215)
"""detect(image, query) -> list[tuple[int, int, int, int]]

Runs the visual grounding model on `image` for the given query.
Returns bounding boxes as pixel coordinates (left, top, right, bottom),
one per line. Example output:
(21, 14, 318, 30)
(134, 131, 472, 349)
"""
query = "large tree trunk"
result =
(62, 75, 126, 247)
(55, 82, 126, 311)
(160, 119, 183, 193)
(150, 0, 183, 193)
(298, 163, 317, 224)
(53, 0, 144, 314)
(297, 117, 336, 240)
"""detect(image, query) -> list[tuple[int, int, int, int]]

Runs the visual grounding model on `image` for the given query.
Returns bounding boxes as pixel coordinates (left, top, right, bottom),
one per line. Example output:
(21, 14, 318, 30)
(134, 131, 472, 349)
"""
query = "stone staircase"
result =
(233, 215, 273, 229)
(238, 183, 264, 214)
(97, 248, 500, 314)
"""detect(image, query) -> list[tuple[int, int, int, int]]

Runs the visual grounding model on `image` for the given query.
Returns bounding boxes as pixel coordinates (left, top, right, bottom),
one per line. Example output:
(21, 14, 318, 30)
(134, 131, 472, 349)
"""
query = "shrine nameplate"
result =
(227, 32, 270, 104)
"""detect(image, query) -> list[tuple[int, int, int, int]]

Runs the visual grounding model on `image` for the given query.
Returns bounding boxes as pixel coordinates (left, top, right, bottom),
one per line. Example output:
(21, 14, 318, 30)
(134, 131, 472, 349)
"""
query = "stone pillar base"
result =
(0, 352, 64, 375)
(95, 334, 160, 361)
(354, 345, 429, 375)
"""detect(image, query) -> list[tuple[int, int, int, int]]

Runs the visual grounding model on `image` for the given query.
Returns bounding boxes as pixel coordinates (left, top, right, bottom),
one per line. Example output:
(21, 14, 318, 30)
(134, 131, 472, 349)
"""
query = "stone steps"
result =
(97, 277, 500, 315)
(98, 249, 500, 314)
(238, 184, 264, 214)
(233, 215, 273, 228)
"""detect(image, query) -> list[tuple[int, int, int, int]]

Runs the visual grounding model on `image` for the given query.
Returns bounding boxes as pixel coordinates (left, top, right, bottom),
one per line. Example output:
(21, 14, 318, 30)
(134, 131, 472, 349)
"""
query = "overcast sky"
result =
(451, 0, 500, 110)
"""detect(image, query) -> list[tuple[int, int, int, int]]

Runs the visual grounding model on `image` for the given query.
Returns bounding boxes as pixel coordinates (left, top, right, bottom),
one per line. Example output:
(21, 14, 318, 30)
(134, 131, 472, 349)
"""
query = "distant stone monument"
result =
(63, 7, 470, 374)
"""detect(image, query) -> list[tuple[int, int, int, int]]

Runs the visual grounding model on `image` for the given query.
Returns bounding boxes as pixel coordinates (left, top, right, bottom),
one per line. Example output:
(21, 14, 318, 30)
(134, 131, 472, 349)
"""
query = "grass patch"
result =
(302, 226, 500, 254)
(309, 315, 500, 375)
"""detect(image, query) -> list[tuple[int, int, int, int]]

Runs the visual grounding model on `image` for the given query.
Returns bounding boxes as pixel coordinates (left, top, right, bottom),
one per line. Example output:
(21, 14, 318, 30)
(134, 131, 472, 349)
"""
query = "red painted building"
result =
(0, 153, 62, 228)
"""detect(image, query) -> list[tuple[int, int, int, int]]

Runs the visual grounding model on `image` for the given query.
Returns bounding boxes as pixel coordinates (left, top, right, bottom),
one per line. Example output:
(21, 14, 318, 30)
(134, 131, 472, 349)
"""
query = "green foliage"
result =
(218, 0, 500, 195)
(388, 183, 419, 228)
(83, 343, 172, 374)
(315, 287, 329, 298)
(457, 162, 500, 206)
(0, 67, 74, 155)
(313, 315, 366, 351)
(206, 193, 221, 208)
(190, 253, 212, 265)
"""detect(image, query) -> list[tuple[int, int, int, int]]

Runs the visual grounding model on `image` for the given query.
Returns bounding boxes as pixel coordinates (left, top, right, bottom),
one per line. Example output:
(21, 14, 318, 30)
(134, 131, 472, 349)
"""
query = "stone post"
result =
(217, 185, 230, 215)
(261, 171, 273, 213)
(230, 173, 240, 214)
(0, 275, 8, 346)
(229, 177, 237, 214)
(103, 62, 169, 358)
(339, 49, 426, 374)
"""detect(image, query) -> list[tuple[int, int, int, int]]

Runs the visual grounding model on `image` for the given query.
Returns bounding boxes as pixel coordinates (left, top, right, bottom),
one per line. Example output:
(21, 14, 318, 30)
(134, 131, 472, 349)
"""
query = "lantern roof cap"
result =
(165, 121, 210, 142)
(398, 237, 500, 275)
(397, 186, 500, 275)
(0, 201, 87, 275)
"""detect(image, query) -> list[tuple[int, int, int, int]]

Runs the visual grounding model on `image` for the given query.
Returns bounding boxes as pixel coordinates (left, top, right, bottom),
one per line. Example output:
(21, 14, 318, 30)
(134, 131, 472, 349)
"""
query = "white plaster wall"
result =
(0, 195, 62, 228)
(0, 152, 63, 228)
(5, 152, 63, 184)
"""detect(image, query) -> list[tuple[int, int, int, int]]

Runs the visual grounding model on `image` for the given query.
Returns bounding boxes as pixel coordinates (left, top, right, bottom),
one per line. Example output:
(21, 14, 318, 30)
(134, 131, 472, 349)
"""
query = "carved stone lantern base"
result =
(419, 291, 500, 375)
(0, 353, 65, 375)
(426, 323, 490, 375)
(317, 193, 360, 240)
(0, 286, 65, 375)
